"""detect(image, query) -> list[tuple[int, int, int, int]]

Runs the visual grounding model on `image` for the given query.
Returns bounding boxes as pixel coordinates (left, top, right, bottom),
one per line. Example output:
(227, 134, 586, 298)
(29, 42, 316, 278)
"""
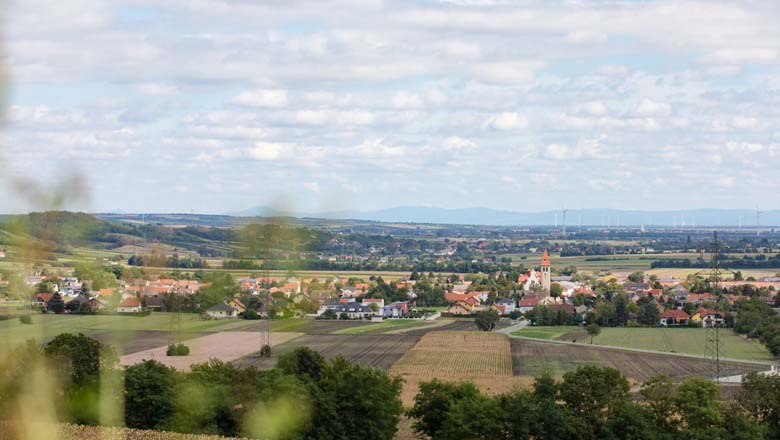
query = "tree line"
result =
(410, 365, 776, 440)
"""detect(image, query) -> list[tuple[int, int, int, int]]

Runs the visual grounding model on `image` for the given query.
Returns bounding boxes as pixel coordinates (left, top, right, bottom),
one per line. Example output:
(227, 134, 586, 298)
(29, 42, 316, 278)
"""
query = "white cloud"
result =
(632, 99, 671, 117)
(246, 142, 290, 160)
(485, 112, 528, 131)
(443, 136, 477, 151)
(136, 83, 178, 96)
(232, 89, 288, 108)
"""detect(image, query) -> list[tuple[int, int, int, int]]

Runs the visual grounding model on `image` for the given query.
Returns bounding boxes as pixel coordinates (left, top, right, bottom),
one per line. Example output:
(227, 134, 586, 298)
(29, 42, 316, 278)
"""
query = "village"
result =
(23, 249, 780, 334)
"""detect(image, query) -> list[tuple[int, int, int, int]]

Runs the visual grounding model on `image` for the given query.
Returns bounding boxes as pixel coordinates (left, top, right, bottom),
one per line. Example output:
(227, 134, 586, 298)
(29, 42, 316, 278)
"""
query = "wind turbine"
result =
(757, 206, 762, 237)
(562, 207, 568, 235)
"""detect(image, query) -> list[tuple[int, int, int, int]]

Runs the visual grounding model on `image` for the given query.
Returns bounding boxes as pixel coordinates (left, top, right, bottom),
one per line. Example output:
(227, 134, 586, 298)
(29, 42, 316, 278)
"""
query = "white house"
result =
(117, 297, 142, 313)
(206, 304, 238, 319)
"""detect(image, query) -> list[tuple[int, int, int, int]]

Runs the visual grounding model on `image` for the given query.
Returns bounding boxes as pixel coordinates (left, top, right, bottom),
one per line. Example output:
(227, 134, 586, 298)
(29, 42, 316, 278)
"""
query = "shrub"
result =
(259, 344, 272, 358)
(166, 344, 190, 356)
(18, 314, 32, 324)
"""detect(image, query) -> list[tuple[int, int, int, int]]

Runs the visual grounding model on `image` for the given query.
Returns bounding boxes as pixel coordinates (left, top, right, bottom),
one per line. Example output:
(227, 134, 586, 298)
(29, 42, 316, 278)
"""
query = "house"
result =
(496, 298, 516, 314)
(206, 304, 238, 319)
(382, 303, 406, 318)
(332, 302, 373, 319)
(362, 298, 385, 314)
(228, 299, 247, 314)
(445, 292, 482, 304)
(518, 297, 540, 313)
(117, 297, 143, 313)
(0, 249, 5, 258)
(33, 293, 53, 309)
(691, 308, 725, 328)
(447, 302, 475, 315)
(660, 309, 689, 326)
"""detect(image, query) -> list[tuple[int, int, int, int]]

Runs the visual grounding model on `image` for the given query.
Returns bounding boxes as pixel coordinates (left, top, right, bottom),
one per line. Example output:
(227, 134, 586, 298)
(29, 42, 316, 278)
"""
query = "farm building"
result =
(206, 304, 238, 319)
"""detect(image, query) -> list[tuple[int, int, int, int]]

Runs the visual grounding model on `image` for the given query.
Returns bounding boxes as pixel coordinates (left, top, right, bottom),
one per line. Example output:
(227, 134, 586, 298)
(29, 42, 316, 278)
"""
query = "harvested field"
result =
(511, 339, 768, 382)
(390, 331, 527, 405)
(120, 331, 303, 371)
(90, 330, 179, 355)
(234, 334, 420, 371)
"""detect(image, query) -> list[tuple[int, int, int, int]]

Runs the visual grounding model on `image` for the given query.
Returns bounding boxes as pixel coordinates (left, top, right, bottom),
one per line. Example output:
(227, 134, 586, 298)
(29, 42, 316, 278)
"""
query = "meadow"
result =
(512, 326, 774, 362)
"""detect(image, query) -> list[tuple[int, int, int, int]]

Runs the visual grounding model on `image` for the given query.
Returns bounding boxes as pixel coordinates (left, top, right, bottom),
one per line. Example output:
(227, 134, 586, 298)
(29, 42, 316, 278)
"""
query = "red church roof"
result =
(541, 250, 551, 267)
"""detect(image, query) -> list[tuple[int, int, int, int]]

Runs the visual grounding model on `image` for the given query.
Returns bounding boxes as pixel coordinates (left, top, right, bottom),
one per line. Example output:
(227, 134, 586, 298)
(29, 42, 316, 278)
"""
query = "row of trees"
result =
(0, 335, 403, 440)
(410, 365, 776, 440)
(734, 297, 780, 355)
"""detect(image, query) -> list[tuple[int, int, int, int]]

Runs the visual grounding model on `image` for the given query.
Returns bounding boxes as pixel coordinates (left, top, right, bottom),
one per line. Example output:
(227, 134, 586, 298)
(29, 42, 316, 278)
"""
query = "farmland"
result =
(389, 331, 529, 404)
(511, 339, 768, 382)
(512, 326, 774, 362)
(120, 331, 303, 371)
(234, 334, 420, 371)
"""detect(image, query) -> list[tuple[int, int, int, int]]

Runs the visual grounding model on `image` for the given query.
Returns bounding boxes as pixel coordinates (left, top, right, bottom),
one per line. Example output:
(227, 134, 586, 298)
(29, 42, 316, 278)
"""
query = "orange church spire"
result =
(541, 250, 551, 267)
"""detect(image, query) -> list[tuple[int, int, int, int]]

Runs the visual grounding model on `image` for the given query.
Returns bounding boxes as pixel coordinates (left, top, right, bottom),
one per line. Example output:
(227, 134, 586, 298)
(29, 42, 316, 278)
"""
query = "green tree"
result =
(48, 291, 65, 314)
(125, 360, 178, 430)
(558, 365, 630, 438)
(549, 283, 563, 299)
(277, 347, 326, 382)
(674, 378, 722, 431)
(475, 309, 500, 331)
(628, 271, 645, 283)
(308, 356, 402, 440)
(586, 323, 601, 344)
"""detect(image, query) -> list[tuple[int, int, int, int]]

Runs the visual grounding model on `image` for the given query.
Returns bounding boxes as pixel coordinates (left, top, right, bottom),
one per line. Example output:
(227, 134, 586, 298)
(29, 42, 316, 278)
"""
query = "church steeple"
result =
(541, 250, 551, 293)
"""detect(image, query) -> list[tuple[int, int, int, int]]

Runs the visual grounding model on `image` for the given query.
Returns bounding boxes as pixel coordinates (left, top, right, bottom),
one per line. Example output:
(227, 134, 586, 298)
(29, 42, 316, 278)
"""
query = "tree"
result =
(558, 366, 630, 438)
(586, 323, 601, 344)
(628, 271, 645, 283)
(409, 379, 499, 440)
(277, 347, 326, 382)
(549, 283, 563, 299)
(44, 333, 117, 387)
(674, 378, 722, 431)
(738, 372, 780, 437)
(308, 356, 402, 440)
(475, 309, 500, 331)
(48, 291, 65, 314)
(639, 301, 661, 326)
(125, 360, 178, 430)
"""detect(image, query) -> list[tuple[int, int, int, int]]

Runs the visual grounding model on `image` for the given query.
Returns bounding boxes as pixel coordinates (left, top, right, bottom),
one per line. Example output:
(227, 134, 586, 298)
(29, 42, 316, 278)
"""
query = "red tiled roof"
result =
(519, 297, 540, 307)
(661, 309, 689, 320)
(119, 298, 141, 308)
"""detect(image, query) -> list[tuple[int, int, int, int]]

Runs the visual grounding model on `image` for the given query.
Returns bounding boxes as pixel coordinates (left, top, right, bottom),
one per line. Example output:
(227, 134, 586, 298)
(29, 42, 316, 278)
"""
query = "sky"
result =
(1, 0, 779, 215)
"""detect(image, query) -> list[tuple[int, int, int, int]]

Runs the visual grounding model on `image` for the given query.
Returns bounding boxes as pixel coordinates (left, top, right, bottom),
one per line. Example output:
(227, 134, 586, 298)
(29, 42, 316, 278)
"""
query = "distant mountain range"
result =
(230, 206, 780, 227)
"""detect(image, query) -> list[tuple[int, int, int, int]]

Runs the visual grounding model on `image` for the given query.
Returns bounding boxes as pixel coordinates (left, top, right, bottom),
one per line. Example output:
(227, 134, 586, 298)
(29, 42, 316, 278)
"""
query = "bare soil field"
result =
(390, 331, 530, 405)
(234, 334, 420, 371)
(120, 331, 303, 371)
(511, 339, 767, 382)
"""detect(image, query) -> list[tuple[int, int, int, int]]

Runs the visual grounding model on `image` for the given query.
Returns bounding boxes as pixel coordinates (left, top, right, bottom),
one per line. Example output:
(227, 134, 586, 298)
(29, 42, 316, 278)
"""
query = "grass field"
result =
(513, 326, 774, 362)
(0, 312, 258, 351)
(511, 339, 768, 381)
(511, 326, 578, 340)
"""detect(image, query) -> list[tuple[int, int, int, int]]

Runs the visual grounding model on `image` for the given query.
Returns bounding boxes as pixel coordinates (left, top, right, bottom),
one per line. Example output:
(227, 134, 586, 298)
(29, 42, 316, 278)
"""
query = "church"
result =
(517, 250, 553, 300)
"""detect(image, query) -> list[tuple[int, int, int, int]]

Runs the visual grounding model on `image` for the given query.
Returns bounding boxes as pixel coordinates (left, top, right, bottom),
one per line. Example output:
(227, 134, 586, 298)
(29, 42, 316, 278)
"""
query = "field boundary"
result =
(509, 335, 776, 366)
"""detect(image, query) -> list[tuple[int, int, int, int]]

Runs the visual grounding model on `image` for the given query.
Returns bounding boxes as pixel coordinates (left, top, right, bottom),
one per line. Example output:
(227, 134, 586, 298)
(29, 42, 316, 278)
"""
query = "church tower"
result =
(541, 250, 551, 294)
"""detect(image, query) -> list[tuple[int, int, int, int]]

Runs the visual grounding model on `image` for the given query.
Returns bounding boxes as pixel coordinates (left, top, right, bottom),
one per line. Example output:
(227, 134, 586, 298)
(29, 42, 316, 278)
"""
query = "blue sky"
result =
(2, 0, 780, 214)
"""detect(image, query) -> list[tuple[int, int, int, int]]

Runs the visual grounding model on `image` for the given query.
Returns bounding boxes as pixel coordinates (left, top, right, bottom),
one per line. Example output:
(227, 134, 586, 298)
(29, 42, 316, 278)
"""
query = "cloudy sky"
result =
(1, 0, 779, 214)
